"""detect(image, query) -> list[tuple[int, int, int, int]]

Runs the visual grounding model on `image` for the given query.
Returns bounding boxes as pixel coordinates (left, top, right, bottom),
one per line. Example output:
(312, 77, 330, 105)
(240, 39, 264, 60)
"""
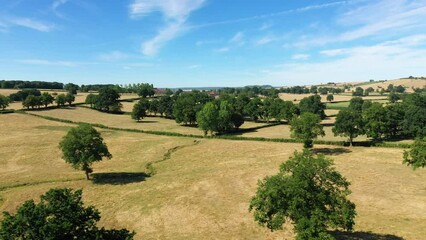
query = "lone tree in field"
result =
(403, 137, 426, 169)
(131, 99, 149, 122)
(249, 150, 356, 240)
(326, 94, 334, 102)
(59, 124, 112, 180)
(290, 112, 324, 148)
(332, 109, 364, 146)
(0, 188, 135, 239)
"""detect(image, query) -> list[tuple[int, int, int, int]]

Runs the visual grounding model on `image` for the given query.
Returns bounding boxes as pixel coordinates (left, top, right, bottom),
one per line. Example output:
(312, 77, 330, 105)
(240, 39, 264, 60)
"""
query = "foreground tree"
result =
(59, 124, 112, 180)
(332, 109, 364, 146)
(0, 188, 135, 239)
(403, 137, 426, 169)
(290, 112, 324, 148)
(0, 94, 10, 110)
(249, 150, 356, 240)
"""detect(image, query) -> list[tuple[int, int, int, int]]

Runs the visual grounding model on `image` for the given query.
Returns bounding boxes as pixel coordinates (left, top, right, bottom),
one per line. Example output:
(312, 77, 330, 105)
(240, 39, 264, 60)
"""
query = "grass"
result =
(0, 113, 425, 239)
(28, 107, 267, 136)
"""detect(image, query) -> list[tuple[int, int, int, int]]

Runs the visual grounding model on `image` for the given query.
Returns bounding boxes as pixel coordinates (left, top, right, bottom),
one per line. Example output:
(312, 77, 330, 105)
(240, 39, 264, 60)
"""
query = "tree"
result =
(0, 188, 135, 239)
(56, 93, 67, 107)
(403, 137, 426, 169)
(299, 95, 326, 119)
(388, 92, 400, 103)
(402, 94, 426, 137)
(326, 94, 334, 102)
(59, 124, 112, 180)
(94, 87, 122, 112)
(197, 102, 219, 135)
(0, 94, 10, 110)
(173, 92, 211, 125)
(348, 97, 364, 112)
(40, 92, 54, 108)
(158, 95, 174, 118)
(352, 87, 364, 96)
(65, 93, 75, 106)
(362, 102, 388, 140)
(244, 97, 263, 121)
(64, 83, 79, 95)
(23, 95, 41, 109)
(131, 99, 149, 122)
(365, 87, 375, 95)
(290, 113, 325, 148)
(148, 99, 160, 115)
(333, 109, 364, 146)
(249, 150, 356, 240)
(136, 83, 155, 98)
(85, 93, 98, 108)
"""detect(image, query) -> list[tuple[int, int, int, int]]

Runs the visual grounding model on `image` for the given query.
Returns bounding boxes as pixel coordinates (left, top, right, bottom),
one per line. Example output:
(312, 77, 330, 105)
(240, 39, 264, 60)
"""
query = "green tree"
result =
(23, 95, 41, 109)
(158, 95, 174, 118)
(94, 87, 122, 112)
(64, 83, 79, 95)
(0, 94, 10, 110)
(388, 92, 400, 103)
(333, 109, 364, 146)
(136, 83, 155, 98)
(326, 94, 334, 102)
(249, 150, 356, 240)
(290, 112, 325, 148)
(403, 137, 426, 169)
(0, 188, 135, 239)
(85, 93, 98, 108)
(402, 94, 426, 137)
(299, 95, 326, 119)
(348, 97, 364, 112)
(40, 92, 54, 108)
(149, 99, 160, 115)
(197, 102, 219, 135)
(244, 97, 263, 121)
(56, 93, 67, 107)
(131, 99, 149, 122)
(65, 93, 75, 106)
(59, 124, 112, 180)
(362, 103, 388, 140)
(352, 87, 364, 96)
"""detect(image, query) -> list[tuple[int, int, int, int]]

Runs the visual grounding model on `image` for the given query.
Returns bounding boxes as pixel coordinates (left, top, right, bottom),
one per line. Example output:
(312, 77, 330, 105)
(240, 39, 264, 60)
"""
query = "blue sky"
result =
(0, 0, 426, 87)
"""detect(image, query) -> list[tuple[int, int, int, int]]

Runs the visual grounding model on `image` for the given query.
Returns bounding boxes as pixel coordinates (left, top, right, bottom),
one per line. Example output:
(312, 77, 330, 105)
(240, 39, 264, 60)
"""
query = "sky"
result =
(0, 0, 426, 88)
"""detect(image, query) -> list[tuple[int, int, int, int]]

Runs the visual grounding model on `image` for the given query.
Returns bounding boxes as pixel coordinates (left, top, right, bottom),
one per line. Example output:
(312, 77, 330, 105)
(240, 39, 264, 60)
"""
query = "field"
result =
(29, 107, 266, 136)
(353, 78, 426, 93)
(279, 93, 387, 103)
(0, 112, 425, 239)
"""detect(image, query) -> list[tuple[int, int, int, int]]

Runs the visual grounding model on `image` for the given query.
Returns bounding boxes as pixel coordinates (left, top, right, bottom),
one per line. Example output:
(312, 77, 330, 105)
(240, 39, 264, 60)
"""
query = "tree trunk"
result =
(349, 137, 353, 147)
(85, 170, 90, 180)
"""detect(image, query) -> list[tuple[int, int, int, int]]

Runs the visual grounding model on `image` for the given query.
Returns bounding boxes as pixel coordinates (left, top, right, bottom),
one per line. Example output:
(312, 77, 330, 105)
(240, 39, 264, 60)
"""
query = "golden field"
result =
(0, 113, 425, 239)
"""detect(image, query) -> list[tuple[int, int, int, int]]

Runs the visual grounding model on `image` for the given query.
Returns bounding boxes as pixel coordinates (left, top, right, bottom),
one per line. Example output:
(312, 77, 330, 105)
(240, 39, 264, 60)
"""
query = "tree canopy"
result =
(249, 150, 356, 240)
(403, 137, 426, 169)
(299, 95, 326, 119)
(0, 188, 135, 239)
(0, 94, 10, 110)
(290, 112, 325, 148)
(59, 124, 112, 180)
(131, 99, 149, 121)
(333, 108, 364, 146)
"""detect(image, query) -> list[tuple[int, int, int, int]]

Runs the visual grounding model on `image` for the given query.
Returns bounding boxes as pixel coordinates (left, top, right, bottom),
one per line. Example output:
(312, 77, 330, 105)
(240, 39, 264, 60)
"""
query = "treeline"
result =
(0, 80, 63, 89)
(333, 94, 426, 145)
(127, 89, 327, 135)
(280, 85, 344, 95)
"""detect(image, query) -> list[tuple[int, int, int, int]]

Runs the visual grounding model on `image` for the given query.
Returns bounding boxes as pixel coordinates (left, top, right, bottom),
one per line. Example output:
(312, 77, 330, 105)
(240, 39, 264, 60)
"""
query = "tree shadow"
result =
(312, 147, 352, 156)
(91, 172, 149, 185)
(135, 120, 158, 123)
(329, 231, 405, 240)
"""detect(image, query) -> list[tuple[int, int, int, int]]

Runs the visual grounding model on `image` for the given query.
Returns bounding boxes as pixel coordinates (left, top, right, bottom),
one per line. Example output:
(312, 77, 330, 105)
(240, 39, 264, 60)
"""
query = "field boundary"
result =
(16, 111, 412, 149)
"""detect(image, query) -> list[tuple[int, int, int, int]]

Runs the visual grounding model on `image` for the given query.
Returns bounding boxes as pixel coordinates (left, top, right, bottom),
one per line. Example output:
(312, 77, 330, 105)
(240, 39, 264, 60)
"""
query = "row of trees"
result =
(22, 92, 74, 109)
(332, 94, 426, 145)
(0, 94, 10, 110)
(0, 80, 63, 89)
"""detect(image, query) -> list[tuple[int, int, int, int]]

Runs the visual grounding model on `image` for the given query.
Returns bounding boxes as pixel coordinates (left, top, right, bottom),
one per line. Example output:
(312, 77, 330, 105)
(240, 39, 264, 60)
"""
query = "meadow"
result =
(0, 112, 425, 239)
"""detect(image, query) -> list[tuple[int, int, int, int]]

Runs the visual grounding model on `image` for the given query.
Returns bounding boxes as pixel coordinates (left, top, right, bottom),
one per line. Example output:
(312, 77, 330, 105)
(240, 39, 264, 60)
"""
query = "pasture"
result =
(0, 113, 425, 239)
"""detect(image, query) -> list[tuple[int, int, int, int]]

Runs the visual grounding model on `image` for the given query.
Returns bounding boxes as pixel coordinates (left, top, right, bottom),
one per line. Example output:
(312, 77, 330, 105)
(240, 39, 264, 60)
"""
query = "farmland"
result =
(0, 112, 425, 239)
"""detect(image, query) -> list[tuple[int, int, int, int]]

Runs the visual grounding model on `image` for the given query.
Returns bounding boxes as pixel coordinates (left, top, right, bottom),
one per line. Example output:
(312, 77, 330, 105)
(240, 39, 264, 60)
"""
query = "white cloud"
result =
(259, 21, 273, 31)
(214, 47, 229, 53)
(16, 59, 78, 67)
(264, 35, 426, 85)
(230, 32, 244, 43)
(5, 17, 55, 32)
(291, 54, 310, 60)
(98, 51, 129, 61)
(188, 64, 201, 69)
(52, 0, 68, 11)
(129, 0, 205, 56)
(255, 36, 275, 46)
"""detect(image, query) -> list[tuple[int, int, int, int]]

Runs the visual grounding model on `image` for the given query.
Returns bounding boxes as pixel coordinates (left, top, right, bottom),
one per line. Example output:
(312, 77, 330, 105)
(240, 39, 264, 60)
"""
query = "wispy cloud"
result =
(15, 59, 81, 67)
(51, 0, 69, 18)
(230, 32, 244, 43)
(2, 17, 55, 32)
(129, 0, 205, 56)
(255, 36, 276, 46)
(196, 1, 347, 28)
(214, 47, 229, 53)
(291, 54, 310, 60)
(98, 51, 129, 61)
(265, 34, 426, 85)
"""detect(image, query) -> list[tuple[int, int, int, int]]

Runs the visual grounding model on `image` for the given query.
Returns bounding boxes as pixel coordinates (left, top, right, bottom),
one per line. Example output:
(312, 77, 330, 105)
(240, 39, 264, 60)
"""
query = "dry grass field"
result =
(29, 107, 265, 136)
(279, 93, 387, 103)
(353, 78, 426, 93)
(0, 113, 425, 239)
